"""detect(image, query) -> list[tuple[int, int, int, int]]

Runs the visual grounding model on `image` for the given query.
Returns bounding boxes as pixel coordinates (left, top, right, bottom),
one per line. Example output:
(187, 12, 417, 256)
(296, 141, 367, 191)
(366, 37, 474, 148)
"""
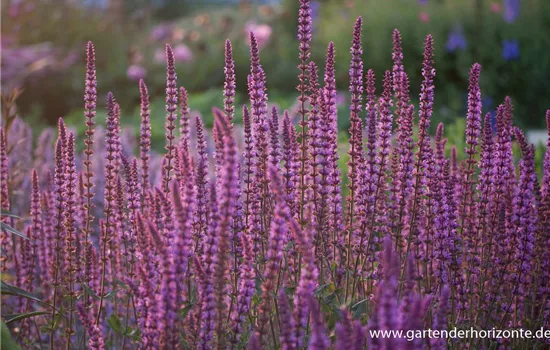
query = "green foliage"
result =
(308, 0, 550, 128)
(1, 321, 22, 350)
(13, 0, 550, 130)
(0, 281, 41, 303)
(1, 209, 28, 240)
(0, 222, 29, 241)
(3, 0, 144, 125)
(3, 311, 50, 324)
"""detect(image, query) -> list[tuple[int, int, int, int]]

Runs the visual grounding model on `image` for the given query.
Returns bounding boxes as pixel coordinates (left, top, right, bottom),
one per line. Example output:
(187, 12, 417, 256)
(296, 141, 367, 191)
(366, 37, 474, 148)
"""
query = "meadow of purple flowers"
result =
(1, 0, 550, 349)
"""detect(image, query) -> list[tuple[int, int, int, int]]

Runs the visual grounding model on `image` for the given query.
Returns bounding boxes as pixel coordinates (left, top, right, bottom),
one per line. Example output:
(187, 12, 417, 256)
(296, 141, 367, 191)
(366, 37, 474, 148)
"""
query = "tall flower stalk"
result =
(2, 3, 549, 349)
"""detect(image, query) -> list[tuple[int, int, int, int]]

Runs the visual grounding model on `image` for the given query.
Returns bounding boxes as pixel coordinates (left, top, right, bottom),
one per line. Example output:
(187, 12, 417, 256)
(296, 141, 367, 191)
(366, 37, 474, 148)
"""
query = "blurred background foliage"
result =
(2, 0, 550, 137)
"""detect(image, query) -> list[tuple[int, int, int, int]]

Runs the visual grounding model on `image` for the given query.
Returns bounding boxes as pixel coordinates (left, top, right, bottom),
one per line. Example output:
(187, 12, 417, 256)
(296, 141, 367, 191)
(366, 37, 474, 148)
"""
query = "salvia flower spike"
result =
(2, 3, 549, 349)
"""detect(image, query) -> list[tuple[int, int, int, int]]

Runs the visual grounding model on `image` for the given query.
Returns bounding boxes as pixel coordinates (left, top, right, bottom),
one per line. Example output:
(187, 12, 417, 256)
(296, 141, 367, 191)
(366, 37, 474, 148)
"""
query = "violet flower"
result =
(179, 86, 190, 150)
(269, 106, 281, 169)
(139, 79, 151, 196)
(257, 166, 287, 340)
(193, 116, 209, 247)
(162, 44, 178, 194)
(346, 17, 366, 243)
(278, 287, 297, 350)
(431, 285, 450, 350)
(308, 294, 330, 349)
(224, 39, 236, 121)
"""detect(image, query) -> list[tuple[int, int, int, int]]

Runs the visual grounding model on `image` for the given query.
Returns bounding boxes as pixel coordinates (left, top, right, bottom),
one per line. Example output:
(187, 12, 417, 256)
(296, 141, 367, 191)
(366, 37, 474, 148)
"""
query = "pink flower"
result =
(491, 2, 502, 13)
(173, 44, 193, 63)
(127, 65, 147, 81)
(418, 11, 430, 23)
(245, 22, 272, 49)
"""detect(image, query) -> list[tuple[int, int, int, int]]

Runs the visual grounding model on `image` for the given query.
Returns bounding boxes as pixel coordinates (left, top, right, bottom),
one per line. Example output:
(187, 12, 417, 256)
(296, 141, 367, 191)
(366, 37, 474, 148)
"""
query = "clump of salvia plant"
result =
(1, 1, 550, 349)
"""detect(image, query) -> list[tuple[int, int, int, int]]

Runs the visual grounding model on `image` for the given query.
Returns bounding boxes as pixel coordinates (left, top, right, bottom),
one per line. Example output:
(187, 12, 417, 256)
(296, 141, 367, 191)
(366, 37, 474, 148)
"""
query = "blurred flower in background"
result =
(491, 2, 502, 13)
(149, 23, 174, 42)
(502, 39, 520, 61)
(446, 25, 467, 52)
(503, 0, 519, 23)
(418, 11, 430, 23)
(173, 43, 193, 63)
(1, 41, 78, 89)
(2, 0, 550, 130)
(127, 65, 147, 81)
(311, 0, 320, 25)
(245, 21, 272, 49)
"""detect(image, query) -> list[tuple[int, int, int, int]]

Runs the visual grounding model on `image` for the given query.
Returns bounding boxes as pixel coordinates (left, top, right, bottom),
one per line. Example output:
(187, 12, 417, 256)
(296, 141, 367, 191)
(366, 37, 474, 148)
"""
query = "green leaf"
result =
(50, 311, 64, 331)
(284, 240, 295, 252)
(0, 222, 29, 240)
(179, 304, 193, 319)
(4, 311, 50, 324)
(107, 314, 123, 333)
(104, 289, 121, 299)
(314, 283, 335, 297)
(1, 321, 22, 350)
(0, 281, 41, 303)
(351, 298, 369, 319)
(0, 210, 21, 219)
(82, 284, 100, 300)
(114, 279, 129, 290)
(128, 327, 141, 341)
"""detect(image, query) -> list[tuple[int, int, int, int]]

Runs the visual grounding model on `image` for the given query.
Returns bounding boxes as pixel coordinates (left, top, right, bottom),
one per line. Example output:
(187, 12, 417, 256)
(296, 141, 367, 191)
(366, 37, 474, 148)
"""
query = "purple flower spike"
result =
(392, 29, 410, 108)
(347, 17, 366, 242)
(543, 110, 550, 200)
(179, 86, 190, 150)
(297, 0, 312, 220)
(139, 79, 151, 196)
(335, 309, 353, 350)
(418, 34, 435, 148)
(224, 39, 236, 121)
(194, 115, 209, 246)
(373, 71, 393, 234)
(431, 286, 450, 350)
(212, 107, 239, 344)
(308, 294, 330, 350)
(83, 41, 97, 269)
(0, 128, 10, 272)
(257, 166, 288, 341)
(248, 333, 261, 350)
(248, 31, 270, 197)
(465, 64, 482, 156)
(63, 133, 78, 334)
(77, 303, 105, 350)
(269, 106, 281, 168)
(511, 128, 537, 316)
(278, 287, 297, 350)
(163, 44, 178, 194)
(31, 169, 45, 286)
(298, 0, 312, 65)
(282, 111, 299, 215)
(536, 110, 550, 301)
(364, 69, 378, 219)
(323, 42, 343, 249)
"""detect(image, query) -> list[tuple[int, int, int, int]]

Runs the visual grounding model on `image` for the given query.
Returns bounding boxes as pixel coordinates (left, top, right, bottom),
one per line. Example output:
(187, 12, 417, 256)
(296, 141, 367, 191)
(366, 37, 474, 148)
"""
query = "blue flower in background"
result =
(418, 0, 428, 5)
(503, 0, 520, 23)
(311, 0, 320, 22)
(502, 40, 520, 61)
(311, 0, 320, 32)
(446, 26, 467, 53)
